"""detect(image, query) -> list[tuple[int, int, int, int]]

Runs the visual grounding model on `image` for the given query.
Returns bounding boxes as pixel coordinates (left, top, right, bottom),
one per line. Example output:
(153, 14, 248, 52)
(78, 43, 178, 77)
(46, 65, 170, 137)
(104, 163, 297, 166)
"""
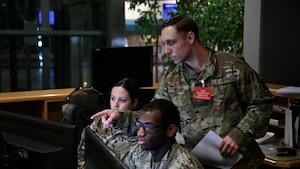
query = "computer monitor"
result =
(163, 3, 178, 19)
(85, 127, 129, 169)
(0, 110, 77, 169)
(92, 46, 153, 106)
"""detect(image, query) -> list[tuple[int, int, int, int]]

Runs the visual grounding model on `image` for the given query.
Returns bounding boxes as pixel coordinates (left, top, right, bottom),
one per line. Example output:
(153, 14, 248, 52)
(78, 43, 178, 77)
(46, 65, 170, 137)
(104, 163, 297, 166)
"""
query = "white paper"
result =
(259, 144, 277, 155)
(255, 131, 275, 144)
(191, 130, 243, 169)
(276, 86, 300, 94)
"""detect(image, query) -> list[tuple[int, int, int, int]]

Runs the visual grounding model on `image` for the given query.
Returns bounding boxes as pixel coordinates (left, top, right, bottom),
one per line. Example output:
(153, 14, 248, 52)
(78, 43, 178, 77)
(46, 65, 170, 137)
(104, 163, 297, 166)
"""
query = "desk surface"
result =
(140, 83, 160, 90)
(266, 83, 300, 99)
(1, 83, 300, 168)
(0, 83, 294, 103)
(264, 84, 300, 168)
(0, 83, 161, 103)
(262, 141, 300, 168)
(264, 157, 300, 168)
(0, 88, 75, 103)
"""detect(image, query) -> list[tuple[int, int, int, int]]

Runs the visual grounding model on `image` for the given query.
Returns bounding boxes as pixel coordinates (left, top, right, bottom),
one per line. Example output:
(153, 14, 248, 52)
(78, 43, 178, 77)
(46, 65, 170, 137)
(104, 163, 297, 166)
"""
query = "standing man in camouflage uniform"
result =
(92, 15, 273, 169)
(123, 99, 203, 169)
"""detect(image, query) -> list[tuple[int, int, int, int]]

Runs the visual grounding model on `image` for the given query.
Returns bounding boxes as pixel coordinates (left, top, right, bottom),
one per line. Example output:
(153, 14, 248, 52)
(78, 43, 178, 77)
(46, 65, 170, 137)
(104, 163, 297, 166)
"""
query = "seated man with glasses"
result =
(122, 99, 203, 169)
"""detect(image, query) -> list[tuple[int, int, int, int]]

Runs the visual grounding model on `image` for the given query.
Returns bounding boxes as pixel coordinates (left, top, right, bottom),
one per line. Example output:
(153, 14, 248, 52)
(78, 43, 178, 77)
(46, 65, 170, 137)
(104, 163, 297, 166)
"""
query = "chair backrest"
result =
(59, 87, 106, 145)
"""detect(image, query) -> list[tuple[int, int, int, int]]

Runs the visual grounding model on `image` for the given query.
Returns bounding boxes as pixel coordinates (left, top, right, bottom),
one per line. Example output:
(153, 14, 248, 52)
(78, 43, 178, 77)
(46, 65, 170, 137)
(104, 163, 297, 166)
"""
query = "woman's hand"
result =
(91, 109, 120, 128)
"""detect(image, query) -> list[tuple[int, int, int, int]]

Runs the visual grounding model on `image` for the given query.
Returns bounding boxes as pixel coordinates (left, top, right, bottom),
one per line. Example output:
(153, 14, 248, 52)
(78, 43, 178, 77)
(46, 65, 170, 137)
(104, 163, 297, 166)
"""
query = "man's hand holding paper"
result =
(191, 130, 243, 169)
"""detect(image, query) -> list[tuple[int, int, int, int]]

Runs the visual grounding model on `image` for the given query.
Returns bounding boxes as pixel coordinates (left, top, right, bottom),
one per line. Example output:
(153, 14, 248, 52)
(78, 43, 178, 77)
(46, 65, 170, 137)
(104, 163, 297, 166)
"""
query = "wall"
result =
(243, 0, 261, 72)
(244, 0, 300, 87)
(260, 0, 300, 86)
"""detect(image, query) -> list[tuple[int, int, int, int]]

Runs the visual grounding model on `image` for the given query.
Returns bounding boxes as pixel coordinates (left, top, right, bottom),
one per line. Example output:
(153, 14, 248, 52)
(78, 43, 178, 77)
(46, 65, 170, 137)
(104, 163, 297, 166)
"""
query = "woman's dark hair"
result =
(112, 77, 140, 101)
(141, 99, 180, 130)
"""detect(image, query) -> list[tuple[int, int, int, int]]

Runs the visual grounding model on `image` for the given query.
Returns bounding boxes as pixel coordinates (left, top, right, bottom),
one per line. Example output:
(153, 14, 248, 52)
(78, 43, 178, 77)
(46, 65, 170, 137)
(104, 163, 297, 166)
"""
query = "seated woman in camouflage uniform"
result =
(77, 78, 140, 169)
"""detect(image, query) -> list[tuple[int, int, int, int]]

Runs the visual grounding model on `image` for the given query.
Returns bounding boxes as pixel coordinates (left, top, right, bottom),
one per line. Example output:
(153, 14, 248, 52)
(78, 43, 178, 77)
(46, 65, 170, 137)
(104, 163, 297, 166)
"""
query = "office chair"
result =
(59, 87, 106, 146)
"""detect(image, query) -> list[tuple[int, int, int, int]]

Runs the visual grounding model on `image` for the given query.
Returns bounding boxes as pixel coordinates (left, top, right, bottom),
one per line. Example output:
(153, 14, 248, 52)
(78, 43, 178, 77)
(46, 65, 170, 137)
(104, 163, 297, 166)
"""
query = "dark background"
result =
(260, 0, 300, 87)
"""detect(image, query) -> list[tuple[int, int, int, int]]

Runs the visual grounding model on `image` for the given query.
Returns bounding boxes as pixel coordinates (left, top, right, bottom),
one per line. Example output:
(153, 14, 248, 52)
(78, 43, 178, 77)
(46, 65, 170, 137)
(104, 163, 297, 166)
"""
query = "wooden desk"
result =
(264, 157, 300, 169)
(2, 83, 299, 168)
(263, 84, 300, 169)
(267, 83, 300, 101)
(0, 88, 75, 121)
(0, 84, 160, 121)
(140, 82, 160, 90)
(263, 141, 300, 169)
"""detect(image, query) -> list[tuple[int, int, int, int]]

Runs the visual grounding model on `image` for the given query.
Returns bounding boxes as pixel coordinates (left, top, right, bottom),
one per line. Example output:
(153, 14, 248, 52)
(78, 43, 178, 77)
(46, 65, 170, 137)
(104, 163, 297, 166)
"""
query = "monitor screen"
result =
(92, 46, 153, 105)
(163, 4, 178, 19)
(85, 127, 129, 169)
(38, 10, 55, 25)
(0, 110, 77, 169)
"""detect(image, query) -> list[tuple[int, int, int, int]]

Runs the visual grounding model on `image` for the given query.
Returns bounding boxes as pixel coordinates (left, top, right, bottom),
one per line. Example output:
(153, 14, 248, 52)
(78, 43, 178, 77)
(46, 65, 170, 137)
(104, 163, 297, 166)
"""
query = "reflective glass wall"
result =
(0, 0, 125, 92)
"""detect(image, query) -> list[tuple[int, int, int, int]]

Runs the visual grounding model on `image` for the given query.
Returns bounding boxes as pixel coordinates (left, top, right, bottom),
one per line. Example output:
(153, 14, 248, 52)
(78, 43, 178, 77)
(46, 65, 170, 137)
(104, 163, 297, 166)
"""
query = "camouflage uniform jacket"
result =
(77, 110, 137, 169)
(153, 50, 273, 168)
(123, 143, 204, 169)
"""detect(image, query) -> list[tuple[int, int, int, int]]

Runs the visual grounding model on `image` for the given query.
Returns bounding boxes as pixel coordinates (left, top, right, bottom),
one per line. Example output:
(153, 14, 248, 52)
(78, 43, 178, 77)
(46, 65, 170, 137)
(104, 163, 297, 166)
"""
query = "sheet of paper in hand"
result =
(191, 130, 243, 169)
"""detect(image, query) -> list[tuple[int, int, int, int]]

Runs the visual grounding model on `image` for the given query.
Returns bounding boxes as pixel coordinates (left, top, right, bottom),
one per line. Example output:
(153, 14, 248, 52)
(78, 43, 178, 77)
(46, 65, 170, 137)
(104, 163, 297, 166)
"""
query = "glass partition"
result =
(0, 0, 125, 92)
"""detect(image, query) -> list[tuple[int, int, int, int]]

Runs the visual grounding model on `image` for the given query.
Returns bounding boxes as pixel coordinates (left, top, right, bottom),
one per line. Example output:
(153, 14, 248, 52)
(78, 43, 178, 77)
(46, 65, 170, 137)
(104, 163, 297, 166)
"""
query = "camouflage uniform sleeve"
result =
(77, 111, 139, 169)
(123, 144, 152, 168)
(173, 145, 204, 169)
(91, 110, 139, 136)
(77, 126, 87, 169)
(227, 64, 273, 152)
(77, 119, 103, 169)
(122, 144, 136, 168)
(115, 110, 139, 133)
(153, 81, 171, 100)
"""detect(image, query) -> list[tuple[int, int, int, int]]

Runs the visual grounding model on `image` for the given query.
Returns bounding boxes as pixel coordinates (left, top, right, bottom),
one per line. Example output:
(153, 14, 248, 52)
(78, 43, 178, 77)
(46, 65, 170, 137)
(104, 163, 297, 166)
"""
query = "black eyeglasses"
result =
(135, 121, 165, 132)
